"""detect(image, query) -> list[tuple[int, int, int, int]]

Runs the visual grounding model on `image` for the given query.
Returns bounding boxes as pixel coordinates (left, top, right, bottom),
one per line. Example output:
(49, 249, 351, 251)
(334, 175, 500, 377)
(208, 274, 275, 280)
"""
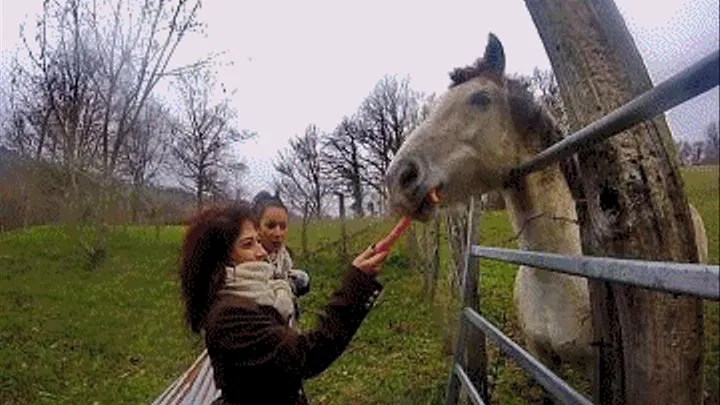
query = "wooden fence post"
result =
(429, 210, 442, 300)
(337, 192, 348, 264)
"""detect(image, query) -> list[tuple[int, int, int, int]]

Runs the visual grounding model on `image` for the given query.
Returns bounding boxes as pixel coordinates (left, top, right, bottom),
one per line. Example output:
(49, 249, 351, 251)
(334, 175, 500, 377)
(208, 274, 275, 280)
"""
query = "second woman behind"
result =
(252, 191, 310, 300)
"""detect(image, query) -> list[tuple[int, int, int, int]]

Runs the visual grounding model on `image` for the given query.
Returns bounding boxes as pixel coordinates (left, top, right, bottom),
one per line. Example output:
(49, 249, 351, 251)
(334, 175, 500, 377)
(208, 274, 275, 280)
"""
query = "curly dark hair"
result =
(179, 202, 255, 334)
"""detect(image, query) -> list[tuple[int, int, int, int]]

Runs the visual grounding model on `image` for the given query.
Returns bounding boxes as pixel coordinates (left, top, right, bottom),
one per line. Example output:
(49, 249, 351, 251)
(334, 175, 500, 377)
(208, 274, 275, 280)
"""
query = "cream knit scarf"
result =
(267, 246, 293, 280)
(219, 261, 295, 323)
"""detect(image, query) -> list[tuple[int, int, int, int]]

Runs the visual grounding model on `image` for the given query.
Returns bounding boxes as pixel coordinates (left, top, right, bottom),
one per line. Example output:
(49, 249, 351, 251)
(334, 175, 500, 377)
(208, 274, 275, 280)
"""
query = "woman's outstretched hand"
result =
(352, 245, 390, 275)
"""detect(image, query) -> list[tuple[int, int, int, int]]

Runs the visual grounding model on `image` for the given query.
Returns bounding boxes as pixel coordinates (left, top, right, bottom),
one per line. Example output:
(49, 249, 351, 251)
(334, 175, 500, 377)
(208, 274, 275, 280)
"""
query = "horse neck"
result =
(500, 163, 583, 278)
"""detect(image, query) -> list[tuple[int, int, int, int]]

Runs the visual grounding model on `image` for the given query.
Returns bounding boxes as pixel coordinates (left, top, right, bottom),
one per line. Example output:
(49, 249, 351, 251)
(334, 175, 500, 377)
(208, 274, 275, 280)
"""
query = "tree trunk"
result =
(337, 193, 348, 264)
(524, 1, 704, 404)
(196, 181, 204, 210)
(130, 188, 140, 224)
(352, 180, 365, 217)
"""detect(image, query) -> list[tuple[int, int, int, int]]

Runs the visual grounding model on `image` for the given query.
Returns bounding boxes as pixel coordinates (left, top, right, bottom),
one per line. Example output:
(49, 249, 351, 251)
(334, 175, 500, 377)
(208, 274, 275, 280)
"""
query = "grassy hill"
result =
(0, 166, 717, 404)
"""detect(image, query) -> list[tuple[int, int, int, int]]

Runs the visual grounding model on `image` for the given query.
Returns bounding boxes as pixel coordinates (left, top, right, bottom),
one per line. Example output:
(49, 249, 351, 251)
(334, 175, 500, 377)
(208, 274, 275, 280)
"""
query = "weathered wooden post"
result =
(525, 1, 705, 403)
(428, 210, 442, 301)
(405, 221, 421, 273)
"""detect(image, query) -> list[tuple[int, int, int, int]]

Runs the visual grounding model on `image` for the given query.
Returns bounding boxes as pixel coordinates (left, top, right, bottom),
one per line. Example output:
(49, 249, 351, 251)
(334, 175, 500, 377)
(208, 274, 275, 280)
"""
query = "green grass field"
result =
(1, 166, 717, 404)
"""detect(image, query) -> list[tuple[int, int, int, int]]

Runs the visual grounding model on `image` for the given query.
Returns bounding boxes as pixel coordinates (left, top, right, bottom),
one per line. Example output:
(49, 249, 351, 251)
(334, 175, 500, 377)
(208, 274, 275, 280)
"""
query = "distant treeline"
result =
(674, 121, 720, 166)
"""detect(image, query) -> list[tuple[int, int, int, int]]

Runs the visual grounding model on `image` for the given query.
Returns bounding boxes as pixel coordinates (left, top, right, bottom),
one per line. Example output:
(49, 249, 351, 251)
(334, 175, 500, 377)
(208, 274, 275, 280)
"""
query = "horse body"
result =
(501, 165, 593, 373)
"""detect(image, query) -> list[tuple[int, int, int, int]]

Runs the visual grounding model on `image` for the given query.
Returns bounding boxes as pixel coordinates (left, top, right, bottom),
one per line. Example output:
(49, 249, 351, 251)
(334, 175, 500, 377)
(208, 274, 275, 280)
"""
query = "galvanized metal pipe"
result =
(505, 49, 720, 182)
(444, 311, 469, 405)
(452, 363, 487, 405)
(471, 246, 720, 300)
(462, 308, 594, 405)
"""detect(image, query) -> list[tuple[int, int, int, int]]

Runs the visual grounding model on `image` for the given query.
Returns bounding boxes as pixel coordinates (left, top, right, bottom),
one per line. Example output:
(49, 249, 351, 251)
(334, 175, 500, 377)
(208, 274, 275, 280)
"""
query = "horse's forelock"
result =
(449, 58, 502, 88)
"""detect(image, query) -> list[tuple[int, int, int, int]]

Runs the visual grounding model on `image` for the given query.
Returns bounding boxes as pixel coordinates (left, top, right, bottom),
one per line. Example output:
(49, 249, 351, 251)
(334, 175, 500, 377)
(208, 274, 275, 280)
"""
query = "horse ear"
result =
(482, 33, 505, 76)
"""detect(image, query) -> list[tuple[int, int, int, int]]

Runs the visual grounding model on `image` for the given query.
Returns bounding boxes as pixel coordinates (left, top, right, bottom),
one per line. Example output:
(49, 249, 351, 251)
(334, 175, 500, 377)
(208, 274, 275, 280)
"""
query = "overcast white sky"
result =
(1, 0, 718, 198)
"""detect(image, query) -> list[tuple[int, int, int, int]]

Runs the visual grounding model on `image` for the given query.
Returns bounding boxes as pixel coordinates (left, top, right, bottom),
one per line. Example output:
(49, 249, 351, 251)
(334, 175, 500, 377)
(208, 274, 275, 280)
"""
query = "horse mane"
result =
(449, 59, 582, 193)
(506, 78, 564, 151)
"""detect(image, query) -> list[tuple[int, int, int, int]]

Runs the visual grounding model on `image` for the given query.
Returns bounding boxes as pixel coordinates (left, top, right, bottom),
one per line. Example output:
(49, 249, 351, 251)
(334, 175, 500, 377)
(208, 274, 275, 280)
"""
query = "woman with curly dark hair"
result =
(178, 201, 389, 404)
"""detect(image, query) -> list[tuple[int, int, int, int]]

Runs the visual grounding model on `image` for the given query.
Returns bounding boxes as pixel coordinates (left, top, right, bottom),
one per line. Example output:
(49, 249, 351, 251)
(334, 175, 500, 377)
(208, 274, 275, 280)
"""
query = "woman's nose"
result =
(255, 244, 267, 259)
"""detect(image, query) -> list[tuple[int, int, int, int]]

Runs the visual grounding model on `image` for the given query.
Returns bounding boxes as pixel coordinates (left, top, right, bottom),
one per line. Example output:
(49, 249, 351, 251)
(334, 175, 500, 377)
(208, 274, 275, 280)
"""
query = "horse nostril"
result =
(398, 160, 420, 189)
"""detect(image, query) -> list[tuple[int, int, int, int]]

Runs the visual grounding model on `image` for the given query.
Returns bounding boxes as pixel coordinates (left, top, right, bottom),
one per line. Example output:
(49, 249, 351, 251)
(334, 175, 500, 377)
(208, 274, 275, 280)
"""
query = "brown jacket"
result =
(204, 266, 383, 405)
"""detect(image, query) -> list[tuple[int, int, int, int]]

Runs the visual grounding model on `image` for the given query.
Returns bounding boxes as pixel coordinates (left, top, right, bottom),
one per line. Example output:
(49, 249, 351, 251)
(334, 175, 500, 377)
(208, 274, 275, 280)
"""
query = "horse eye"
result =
(469, 92, 491, 108)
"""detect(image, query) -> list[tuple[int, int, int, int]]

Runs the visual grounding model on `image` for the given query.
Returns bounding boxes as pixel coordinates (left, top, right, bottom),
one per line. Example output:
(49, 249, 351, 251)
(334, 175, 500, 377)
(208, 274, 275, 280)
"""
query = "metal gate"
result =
(444, 49, 720, 405)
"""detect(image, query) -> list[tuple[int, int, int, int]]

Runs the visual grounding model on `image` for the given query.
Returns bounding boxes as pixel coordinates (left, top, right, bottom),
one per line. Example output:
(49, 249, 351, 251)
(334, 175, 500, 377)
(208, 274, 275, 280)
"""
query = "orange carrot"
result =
(428, 189, 440, 204)
(375, 216, 412, 252)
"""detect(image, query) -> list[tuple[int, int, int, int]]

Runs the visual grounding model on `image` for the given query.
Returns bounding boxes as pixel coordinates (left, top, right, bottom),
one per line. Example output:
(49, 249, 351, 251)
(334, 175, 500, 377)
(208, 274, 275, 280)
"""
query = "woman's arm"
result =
(205, 266, 382, 380)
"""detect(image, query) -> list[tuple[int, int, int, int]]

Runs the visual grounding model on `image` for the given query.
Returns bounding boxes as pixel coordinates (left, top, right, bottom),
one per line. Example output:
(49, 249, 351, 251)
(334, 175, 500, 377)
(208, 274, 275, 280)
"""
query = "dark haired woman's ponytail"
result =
(252, 190, 287, 218)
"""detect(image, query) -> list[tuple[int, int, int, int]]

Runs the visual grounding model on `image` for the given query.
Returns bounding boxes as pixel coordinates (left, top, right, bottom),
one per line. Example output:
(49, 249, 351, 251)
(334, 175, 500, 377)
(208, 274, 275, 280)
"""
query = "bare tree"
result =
(2, 55, 53, 161)
(170, 70, 253, 209)
(673, 134, 716, 167)
(357, 75, 424, 209)
(119, 98, 171, 222)
(21, 6, 104, 222)
(3, 0, 208, 263)
(702, 121, 719, 164)
(691, 140, 706, 164)
(322, 116, 367, 217)
(225, 161, 249, 202)
(674, 139, 693, 166)
(275, 124, 328, 219)
(16, 0, 206, 183)
(1, 56, 57, 228)
(83, 0, 206, 179)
